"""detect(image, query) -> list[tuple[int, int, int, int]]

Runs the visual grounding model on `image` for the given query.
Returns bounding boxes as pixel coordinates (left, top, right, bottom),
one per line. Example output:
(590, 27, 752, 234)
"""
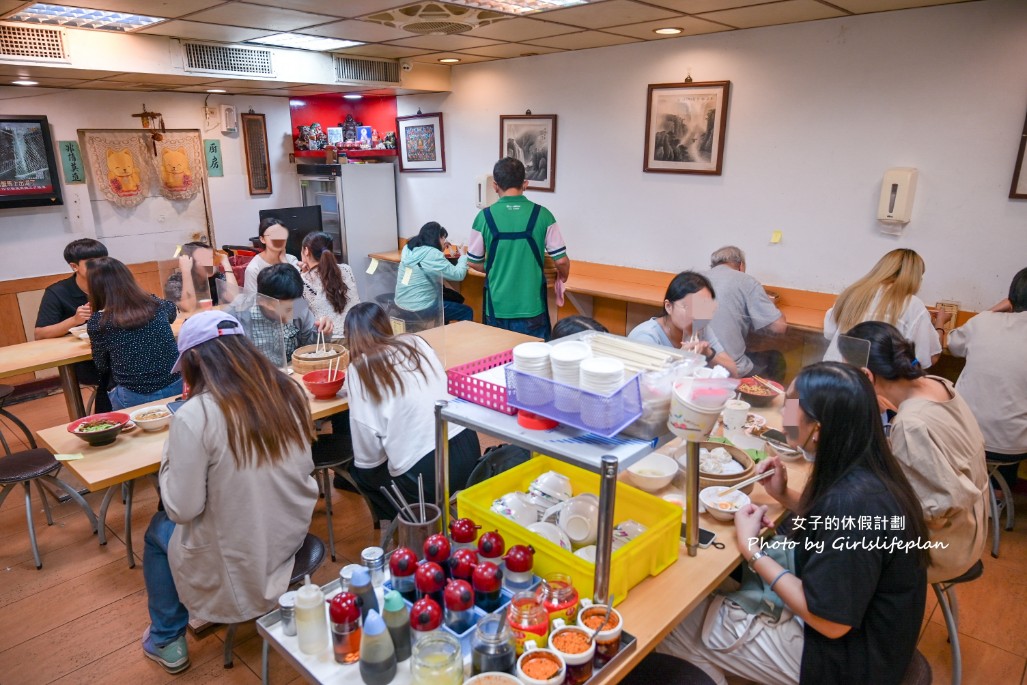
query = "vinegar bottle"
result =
(359, 610, 397, 685)
(295, 575, 328, 655)
(382, 590, 412, 662)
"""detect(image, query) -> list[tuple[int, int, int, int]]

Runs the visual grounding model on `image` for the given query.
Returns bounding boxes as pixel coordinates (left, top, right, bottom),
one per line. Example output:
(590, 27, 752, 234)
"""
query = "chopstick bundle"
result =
(588, 334, 683, 372)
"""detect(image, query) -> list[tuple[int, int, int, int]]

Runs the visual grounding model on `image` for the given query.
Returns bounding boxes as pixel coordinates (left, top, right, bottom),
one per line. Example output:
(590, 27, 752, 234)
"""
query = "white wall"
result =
(395, 0, 1027, 312)
(0, 88, 299, 279)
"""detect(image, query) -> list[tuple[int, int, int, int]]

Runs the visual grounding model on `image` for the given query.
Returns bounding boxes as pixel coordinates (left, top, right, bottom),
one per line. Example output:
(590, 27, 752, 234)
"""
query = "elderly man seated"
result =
(705, 245, 787, 380)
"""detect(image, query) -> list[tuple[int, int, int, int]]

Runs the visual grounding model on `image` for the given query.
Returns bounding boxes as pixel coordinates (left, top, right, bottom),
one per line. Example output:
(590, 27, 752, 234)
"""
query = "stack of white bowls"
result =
(550, 341, 592, 412)
(579, 357, 626, 431)
(512, 342, 553, 406)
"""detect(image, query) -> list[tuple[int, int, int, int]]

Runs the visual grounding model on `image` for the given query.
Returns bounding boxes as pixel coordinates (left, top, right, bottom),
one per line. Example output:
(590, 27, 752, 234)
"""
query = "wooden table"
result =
(0, 335, 92, 418)
(34, 322, 534, 566)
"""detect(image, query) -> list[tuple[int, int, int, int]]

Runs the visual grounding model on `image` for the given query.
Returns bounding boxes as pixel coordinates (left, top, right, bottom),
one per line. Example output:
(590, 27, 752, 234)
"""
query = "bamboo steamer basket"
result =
(291, 343, 349, 377)
(693, 441, 757, 494)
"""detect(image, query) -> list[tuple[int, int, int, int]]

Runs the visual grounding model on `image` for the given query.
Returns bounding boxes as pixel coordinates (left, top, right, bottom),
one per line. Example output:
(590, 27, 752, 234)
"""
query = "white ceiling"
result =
(0, 0, 980, 97)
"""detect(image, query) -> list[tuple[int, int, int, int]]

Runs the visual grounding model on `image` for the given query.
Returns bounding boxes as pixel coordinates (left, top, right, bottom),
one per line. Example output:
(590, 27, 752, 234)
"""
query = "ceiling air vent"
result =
(364, 2, 509, 35)
(182, 41, 274, 77)
(0, 23, 68, 62)
(335, 57, 400, 84)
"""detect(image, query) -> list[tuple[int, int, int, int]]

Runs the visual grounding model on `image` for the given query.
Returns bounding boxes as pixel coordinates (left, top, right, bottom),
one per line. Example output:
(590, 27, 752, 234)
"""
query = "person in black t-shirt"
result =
(660, 362, 929, 685)
(34, 238, 112, 413)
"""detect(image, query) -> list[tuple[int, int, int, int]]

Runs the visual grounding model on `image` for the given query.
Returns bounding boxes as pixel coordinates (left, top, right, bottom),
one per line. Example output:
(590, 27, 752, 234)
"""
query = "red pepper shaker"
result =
(327, 592, 362, 665)
(503, 544, 535, 592)
(423, 533, 452, 572)
(410, 597, 442, 645)
(449, 517, 480, 552)
(414, 561, 447, 607)
(477, 530, 505, 564)
(389, 547, 418, 602)
(472, 560, 503, 612)
(443, 579, 476, 634)
(450, 547, 478, 582)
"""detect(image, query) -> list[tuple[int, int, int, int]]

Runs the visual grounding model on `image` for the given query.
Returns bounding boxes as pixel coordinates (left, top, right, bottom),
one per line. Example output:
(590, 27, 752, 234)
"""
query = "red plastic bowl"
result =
(302, 369, 345, 400)
(737, 377, 784, 408)
(67, 412, 131, 446)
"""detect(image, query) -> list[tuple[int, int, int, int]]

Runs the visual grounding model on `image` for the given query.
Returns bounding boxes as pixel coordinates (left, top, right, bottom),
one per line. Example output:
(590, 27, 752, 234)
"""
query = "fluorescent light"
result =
(443, 0, 588, 14)
(12, 80, 39, 86)
(439, 58, 461, 64)
(654, 27, 683, 35)
(290, 100, 306, 107)
(9, 3, 165, 32)
(206, 89, 227, 93)
(249, 33, 363, 52)
(343, 94, 363, 100)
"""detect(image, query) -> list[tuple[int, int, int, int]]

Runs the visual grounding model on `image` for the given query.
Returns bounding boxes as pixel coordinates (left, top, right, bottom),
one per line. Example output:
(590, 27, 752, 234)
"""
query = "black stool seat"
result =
(620, 653, 716, 685)
(0, 449, 60, 484)
(900, 649, 932, 685)
(289, 534, 326, 585)
(941, 560, 984, 585)
(0, 384, 13, 400)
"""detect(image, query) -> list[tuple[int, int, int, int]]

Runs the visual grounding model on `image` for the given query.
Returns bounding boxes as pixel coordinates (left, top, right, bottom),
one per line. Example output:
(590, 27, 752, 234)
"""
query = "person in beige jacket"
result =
(141, 311, 318, 674)
(847, 321, 989, 583)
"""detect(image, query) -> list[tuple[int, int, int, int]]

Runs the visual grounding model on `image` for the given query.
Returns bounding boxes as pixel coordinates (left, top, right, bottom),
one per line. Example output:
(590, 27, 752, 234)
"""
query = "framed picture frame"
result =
(0, 114, 64, 208)
(240, 112, 272, 195)
(500, 114, 557, 192)
(1009, 109, 1027, 199)
(644, 80, 730, 175)
(396, 112, 445, 173)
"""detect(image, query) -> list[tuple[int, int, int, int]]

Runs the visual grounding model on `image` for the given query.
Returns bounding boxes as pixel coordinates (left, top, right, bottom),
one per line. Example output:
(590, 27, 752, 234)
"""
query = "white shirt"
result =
(824, 291, 942, 368)
(301, 263, 360, 336)
(243, 252, 300, 293)
(347, 335, 465, 476)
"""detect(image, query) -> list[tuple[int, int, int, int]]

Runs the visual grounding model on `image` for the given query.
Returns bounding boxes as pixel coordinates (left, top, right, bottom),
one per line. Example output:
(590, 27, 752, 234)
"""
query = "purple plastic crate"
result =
(504, 367, 643, 438)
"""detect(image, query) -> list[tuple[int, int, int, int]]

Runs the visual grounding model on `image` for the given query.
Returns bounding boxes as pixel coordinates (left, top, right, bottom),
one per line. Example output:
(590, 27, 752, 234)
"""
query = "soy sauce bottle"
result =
(359, 610, 397, 685)
(382, 590, 412, 663)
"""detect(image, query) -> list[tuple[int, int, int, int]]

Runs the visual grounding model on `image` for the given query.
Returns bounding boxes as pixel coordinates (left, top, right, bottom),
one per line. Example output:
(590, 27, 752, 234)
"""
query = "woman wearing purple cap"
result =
(140, 310, 318, 673)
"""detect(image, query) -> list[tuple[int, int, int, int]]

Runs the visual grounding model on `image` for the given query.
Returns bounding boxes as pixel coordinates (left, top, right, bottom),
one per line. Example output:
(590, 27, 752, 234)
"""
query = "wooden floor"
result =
(1, 392, 1026, 685)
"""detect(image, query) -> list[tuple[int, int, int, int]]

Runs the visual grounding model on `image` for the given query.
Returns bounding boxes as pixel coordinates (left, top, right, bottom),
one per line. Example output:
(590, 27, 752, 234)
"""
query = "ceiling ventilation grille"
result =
(0, 23, 67, 62)
(364, 2, 508, 33)
(335, 57, 400, 84)
(183, 42, 274, 77)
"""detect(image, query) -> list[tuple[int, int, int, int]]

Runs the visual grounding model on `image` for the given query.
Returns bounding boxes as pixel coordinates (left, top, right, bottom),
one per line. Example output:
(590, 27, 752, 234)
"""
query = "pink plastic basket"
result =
(446, 349, 515, 415)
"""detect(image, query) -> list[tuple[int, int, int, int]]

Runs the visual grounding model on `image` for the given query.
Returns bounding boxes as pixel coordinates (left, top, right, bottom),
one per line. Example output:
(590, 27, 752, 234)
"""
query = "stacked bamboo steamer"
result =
(291, 343, 349, 377)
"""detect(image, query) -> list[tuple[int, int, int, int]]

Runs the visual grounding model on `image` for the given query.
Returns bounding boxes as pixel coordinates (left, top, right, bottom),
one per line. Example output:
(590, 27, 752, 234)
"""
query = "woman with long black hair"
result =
(395, 221, 473, 324)
(662, 362, 929, 685)
(86, 256, 182, 409)
(300, 231, 360, 336)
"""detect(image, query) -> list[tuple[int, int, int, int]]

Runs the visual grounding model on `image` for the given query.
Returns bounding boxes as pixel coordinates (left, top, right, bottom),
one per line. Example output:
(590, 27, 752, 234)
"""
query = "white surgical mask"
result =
(800, 446, 816, 463)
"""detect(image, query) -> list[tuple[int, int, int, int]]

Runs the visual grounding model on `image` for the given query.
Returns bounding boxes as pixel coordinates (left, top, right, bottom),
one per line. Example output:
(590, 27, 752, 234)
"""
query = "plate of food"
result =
(743, 413, 767, 435)
(67, 412, 130, 446)
(737, 377, 784, 407)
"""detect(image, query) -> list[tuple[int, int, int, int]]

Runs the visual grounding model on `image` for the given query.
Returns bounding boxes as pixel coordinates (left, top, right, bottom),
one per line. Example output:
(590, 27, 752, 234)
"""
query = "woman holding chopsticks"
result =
(627, 270, 738, 376)
(343, 302, 480, 521)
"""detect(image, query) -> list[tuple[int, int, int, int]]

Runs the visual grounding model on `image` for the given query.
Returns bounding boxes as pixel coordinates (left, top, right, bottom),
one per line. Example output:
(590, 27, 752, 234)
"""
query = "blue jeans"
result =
(443, 300, 474, 323)
(109, 378, 183, 411)
(485, 312, 551, 340)
(143, 511, 189, 646)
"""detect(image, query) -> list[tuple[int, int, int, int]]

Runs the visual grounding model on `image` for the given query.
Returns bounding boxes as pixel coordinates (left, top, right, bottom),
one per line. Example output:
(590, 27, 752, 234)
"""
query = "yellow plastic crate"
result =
(457, 454, 681, 606)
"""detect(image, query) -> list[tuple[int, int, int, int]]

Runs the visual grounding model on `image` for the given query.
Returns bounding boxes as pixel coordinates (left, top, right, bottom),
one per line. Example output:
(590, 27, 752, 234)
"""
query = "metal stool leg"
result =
(934, 582, 962, 685)
(321, 468, 337, 562)
(993, 470, 1015, 531)
(24, 482, 42, 569)
(35, 481, 54, 525)
(224, 623, 238, 668)
(41, 475, 98, 534)
(988, 479, 1000, 558)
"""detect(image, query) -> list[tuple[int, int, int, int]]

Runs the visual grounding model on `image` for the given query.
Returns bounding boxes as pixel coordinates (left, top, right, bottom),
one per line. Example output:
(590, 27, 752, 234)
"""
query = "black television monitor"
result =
(258, 205, 323, 258)
(0, 115, 64, 209)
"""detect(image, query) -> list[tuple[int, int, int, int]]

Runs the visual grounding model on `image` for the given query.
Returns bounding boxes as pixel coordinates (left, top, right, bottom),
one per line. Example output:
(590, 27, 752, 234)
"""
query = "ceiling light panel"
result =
(249, 33, 364, 51)
(443, 0, 590, 15)
(9, 3, 165, 32)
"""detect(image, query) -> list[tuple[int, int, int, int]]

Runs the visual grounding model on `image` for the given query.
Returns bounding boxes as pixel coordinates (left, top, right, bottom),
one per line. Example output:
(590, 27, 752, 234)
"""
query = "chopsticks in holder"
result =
(379, 486, 413, 522)
(720, 468, 777, 496)
(391, 481, 415, 522)
(417, 473, 426, 523)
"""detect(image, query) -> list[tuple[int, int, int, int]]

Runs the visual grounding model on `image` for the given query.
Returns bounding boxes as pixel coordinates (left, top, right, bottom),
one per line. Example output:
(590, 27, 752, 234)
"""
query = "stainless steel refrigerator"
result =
(297, 162, 398, 298)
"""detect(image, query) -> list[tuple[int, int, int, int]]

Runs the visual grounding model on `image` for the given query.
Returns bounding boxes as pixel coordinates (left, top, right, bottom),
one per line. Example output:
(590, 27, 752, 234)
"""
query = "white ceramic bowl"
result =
(130, 405, 173, 432)
(699, 486, 751, 522)
(573, 545, 597, 563)
(558, 498, 599, 546)
(626, 453, 677, 492)
(531, 471, 572, 502)
(527, 522, 572, 551)
(491, 492, 541, 527)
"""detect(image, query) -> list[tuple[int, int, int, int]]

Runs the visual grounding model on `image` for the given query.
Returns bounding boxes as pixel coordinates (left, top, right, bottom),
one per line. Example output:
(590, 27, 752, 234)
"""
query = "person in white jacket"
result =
(344, 302, 480, 520)
(141, 311, 318, 674)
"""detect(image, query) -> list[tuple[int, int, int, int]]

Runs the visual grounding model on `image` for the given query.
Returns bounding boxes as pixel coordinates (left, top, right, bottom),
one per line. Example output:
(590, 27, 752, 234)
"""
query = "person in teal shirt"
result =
(467, 157, 570, 340)
(395, 221, 473, 324)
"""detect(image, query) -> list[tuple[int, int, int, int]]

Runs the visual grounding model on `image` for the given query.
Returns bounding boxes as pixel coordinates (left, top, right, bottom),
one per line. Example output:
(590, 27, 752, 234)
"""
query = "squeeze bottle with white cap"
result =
(359, 609, 397, 685)
(295, 574, 328, 655)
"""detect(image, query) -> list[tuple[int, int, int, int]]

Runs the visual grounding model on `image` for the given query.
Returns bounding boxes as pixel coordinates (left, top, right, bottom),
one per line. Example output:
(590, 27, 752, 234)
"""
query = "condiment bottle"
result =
(507, 590, 549, 656)
(389, 547, 419, 602)
(361, 546, 386, 588)
(328, 591, 362, 664)
(448, 517, 481, 552)
(472, 560, 503, 612)
(450, 547, 478, 583)
(410, 597, 443, 645)
(503, 544, 535, 592)
(350, 566, 379, 623)
(443, 579, 476, 634)
(477, 530, 505, 564)
(382, 590, 412, 663)
(423, 534, 452, 574)
(295, 574, 328, 655)
(414, 561, 447, 607)
(536, 573, 579, 625)
(359, 610, 397, 685)
(471, 612, 516, 675)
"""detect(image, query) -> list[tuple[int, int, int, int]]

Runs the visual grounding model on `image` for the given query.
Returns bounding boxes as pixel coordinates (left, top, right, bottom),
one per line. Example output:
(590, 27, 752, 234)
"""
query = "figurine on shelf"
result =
(309, 123, 327, 151)
(295, 125, 311, 151)
(342, 114, 358, 147)
(383, 132, 397, 150)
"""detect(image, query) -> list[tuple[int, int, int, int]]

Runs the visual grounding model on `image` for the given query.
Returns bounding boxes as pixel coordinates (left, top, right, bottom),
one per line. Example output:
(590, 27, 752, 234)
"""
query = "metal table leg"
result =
(57, 365, 85, 420)
(261, 639, 270, 684)
(97, 485, 115, 546)
(593, 456, 618, 604)
(124, 479, 136, 568)
(434, 400, 451, 532)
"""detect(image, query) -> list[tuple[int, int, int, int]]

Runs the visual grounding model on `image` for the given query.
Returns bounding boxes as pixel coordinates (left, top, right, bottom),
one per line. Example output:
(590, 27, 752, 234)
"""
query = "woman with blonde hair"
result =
(824, 248, 942, 368)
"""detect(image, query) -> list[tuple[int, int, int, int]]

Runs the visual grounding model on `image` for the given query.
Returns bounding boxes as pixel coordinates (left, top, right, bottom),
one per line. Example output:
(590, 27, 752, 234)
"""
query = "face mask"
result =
(800, 446, 816, 463)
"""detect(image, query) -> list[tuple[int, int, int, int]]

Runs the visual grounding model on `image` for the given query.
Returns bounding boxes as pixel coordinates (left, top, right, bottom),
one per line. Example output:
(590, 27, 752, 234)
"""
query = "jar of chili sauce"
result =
(507, 590, 549, 656)
(536, 573, 579, 625)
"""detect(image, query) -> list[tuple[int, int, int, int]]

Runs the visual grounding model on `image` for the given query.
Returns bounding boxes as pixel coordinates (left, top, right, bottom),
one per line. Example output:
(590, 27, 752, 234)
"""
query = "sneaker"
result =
(142, 626, 190, 674)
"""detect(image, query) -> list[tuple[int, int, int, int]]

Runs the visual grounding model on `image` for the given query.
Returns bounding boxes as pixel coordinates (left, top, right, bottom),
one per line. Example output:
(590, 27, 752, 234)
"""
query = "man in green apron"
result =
(467, 157, 570, 340)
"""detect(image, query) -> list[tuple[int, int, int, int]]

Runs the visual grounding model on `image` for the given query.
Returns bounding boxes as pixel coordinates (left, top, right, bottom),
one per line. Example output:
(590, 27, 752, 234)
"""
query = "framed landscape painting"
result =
(396, 112, 445, 173)
(644, 81, 730, 175)
(500, 114, 556, 191)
